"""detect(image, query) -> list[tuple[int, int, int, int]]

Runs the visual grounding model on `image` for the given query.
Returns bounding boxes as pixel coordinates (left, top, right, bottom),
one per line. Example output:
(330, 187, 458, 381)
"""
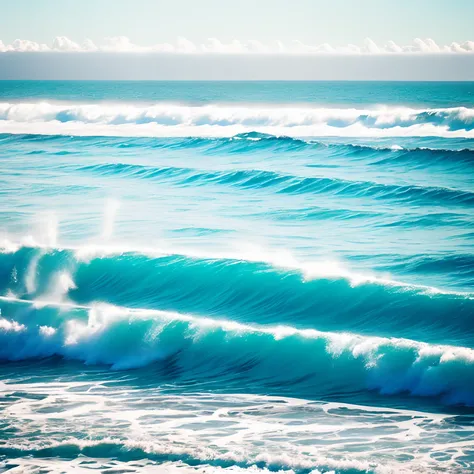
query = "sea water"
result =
(0, 80, 473, 473)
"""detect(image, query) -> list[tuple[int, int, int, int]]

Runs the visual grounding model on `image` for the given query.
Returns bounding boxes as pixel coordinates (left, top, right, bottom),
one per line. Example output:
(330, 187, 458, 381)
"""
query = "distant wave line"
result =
(1, 102, 474, 138)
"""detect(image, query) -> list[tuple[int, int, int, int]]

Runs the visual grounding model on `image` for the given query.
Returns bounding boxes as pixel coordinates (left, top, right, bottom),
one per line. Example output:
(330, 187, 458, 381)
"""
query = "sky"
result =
(1, 0, 473, 80)
(2, 0, 474, 46)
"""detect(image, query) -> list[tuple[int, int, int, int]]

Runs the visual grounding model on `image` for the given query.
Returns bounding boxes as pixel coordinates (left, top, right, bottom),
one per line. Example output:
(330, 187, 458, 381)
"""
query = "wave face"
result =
(0, 247, 473, 347)
(1, 81, 474, 473)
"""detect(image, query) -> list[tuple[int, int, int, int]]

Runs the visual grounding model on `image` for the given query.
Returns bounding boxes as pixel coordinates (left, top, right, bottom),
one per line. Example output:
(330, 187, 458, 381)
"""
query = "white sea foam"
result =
(1, 102, 474, 138)
(0, 383, 468, 473)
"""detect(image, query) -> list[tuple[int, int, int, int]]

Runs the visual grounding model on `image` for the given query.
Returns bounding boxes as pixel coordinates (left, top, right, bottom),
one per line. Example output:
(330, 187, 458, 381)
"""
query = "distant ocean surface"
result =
(0, 80, 473, 473)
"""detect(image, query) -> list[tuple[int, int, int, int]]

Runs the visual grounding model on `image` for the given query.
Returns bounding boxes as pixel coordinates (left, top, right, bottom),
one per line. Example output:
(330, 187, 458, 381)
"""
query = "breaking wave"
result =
(0, 244, 473, 348)
(1, 296, 474, 407)
(1, 102, 474, 138)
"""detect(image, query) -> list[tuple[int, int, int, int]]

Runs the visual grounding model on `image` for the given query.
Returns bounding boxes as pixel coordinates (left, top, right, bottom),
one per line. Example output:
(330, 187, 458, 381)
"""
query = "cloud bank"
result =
(1, 36, 474, 54)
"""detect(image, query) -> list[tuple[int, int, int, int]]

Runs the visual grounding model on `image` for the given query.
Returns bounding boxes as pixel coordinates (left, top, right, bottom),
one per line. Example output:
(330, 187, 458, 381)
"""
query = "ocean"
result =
(0, 80, 473, 473)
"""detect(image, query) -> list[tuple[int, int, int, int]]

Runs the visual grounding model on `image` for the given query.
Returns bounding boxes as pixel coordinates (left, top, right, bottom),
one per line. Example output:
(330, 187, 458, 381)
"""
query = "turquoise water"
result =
(0, 81, 474, 473)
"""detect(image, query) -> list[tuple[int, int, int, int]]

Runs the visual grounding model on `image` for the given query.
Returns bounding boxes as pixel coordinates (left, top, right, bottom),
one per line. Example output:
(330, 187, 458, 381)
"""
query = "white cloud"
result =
(176, 36, 197, 53)
(201, 38, 245, 53)
(101, 36, 143, 52)
(0, 38, 49, 52)
(57, 37, 98, 52)
(0, 36, 473, 54)
(461, 40, 474, 51)
(362, 38, 380, 54)
(52, 36, 81, 52)
(315, 43, 336, 54)
(385, 40, 403, 53)
(412, 38, 435, 53)
(82, 38, 99, 52)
